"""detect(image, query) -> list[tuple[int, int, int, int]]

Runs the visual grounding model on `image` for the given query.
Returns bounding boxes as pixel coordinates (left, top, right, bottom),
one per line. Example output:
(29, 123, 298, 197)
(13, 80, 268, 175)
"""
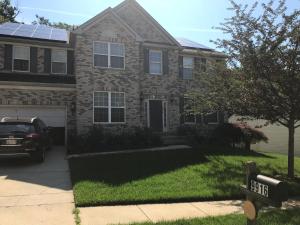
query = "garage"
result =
(0, 106, 67, 145)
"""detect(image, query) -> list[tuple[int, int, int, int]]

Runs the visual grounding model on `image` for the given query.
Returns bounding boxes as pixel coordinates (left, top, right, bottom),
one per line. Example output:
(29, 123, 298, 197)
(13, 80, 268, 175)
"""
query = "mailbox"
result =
(241, 162, 289, 224)
(248, 174, 288, 203)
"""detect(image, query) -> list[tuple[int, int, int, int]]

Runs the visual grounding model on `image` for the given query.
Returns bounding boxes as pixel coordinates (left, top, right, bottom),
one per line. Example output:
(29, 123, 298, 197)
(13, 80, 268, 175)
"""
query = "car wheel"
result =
(31, 149, 45, 163)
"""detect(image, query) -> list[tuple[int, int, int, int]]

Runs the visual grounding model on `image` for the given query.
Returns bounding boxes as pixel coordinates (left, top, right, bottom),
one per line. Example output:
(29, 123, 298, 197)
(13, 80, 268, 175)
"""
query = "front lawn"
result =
(128, 208, 300, 225)
(69, 148, 300, 207)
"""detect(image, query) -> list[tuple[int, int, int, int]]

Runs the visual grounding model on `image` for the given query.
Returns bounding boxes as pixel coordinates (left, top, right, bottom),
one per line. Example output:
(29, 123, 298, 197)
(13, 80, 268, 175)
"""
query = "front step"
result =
(162, 135, 189, 146)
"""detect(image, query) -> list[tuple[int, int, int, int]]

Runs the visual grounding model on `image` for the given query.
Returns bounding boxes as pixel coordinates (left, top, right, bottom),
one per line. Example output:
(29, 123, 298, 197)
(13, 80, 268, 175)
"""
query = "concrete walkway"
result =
(79, 198, 300, 225)
(0, 146, 75, 225)
(79, 200, 243, 225)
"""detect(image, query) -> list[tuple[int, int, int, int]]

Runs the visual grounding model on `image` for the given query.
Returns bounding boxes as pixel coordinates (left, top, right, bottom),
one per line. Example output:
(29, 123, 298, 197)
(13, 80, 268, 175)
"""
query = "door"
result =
(149, 100, 163, 132)
(0, 106, 66, 145)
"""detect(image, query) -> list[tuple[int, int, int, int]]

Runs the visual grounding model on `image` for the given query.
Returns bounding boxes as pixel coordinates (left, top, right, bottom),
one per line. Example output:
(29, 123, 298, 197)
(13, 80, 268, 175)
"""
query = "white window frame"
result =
(149, 49, 162, 75)
(12, 45, 30, 72)
(93, 91, 126, 124)
(51, 49, 67, 74)
(183, 97, 197, 124)
(183, 56, 194, 80)
(206, 111, 219, 125)
(93, 41, 125, 70)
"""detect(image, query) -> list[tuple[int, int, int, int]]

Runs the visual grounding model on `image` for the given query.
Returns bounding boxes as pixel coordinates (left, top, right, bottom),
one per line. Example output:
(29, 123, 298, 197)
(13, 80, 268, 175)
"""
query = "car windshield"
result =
(0, 123, 35, 134)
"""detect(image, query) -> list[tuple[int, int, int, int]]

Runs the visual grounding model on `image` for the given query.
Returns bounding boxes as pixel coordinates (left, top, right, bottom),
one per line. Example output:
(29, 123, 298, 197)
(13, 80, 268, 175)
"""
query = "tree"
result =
(0, 0, 19, 23)
(191, 0, 300, 178)
(32, 15, 76, 30)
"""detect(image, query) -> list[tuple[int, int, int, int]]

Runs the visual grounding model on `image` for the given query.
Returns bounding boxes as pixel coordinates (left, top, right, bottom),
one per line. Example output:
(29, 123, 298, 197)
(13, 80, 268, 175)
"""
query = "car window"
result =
(0, 123, 35, 133)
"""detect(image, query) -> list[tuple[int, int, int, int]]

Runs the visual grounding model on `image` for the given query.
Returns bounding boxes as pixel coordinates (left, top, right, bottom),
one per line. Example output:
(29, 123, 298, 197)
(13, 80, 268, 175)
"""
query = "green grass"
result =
(127, 208, 300, 225)
(69, 148, 300, 207)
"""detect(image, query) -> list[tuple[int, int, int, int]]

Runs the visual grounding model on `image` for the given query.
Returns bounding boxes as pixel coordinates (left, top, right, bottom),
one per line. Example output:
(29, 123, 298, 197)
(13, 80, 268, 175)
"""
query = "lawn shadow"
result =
(69, 148, 208, 185)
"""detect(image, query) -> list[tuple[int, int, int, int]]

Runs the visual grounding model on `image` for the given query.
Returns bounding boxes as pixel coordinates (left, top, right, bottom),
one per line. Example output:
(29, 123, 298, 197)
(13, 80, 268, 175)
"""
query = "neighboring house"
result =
(0, 0, 225, 144)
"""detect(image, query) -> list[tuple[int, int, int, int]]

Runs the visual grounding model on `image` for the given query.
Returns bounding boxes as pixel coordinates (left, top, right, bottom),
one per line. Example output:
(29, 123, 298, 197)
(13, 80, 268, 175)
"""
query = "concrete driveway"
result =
(0, 146, 75, 225)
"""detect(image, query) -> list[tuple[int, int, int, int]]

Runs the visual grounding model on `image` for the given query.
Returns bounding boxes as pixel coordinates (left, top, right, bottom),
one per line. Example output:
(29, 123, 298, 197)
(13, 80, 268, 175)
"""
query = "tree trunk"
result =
(288, 125, 295, 178)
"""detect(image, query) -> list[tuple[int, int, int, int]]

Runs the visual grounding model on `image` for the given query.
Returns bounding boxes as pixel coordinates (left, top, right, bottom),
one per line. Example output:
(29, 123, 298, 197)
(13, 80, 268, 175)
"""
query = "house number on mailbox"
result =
(250, 180, 269, 197)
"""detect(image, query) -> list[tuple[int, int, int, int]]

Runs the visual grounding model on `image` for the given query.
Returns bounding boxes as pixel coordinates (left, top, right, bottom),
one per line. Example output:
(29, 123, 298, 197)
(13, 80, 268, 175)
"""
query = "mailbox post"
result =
(241, 161, 288, 225)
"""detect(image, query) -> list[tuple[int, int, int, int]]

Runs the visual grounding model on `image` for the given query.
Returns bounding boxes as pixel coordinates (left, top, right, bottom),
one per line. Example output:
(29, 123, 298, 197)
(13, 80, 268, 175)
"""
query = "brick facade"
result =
(0, 0, 225, 139)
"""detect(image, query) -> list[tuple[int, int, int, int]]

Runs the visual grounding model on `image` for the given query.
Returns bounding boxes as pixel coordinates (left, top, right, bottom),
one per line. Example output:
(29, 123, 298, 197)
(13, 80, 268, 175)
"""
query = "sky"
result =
(13, 0, 300, 49)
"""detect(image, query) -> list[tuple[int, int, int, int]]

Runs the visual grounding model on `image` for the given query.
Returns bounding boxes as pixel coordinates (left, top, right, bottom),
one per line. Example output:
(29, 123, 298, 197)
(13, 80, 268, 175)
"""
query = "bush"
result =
(68, 126, 163, 154)
(177, 125, 207, 145)
(212, 123, 268, 150)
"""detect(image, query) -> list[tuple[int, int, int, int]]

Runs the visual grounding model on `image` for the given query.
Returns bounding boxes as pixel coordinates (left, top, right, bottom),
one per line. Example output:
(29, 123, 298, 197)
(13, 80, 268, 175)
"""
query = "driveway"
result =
(0, 146, 75, 225)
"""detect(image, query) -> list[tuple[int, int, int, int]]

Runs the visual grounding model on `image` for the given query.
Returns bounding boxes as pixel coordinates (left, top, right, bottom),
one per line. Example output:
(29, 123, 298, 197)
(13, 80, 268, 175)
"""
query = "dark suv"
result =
(0, 117, 52, 162)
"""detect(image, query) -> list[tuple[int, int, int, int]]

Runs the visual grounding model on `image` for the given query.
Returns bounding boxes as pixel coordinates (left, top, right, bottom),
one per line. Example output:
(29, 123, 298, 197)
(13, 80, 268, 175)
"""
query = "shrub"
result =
(212, 122, 268, 150)
(177, 125, 207, 145)
(68, 126, 163, 154)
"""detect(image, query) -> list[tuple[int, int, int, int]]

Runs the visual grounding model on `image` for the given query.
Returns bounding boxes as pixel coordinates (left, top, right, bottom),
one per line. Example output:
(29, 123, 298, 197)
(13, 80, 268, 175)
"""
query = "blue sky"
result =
(13, 0, 300, 49)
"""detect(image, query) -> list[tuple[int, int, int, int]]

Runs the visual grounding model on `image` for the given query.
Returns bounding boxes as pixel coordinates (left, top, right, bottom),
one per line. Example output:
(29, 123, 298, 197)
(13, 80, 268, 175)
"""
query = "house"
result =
(0, 0, 225, 145)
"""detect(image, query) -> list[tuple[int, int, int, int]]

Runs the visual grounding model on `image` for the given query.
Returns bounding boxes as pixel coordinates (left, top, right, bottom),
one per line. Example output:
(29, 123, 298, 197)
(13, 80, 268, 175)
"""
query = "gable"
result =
(76, 8, 143, 42)
(114, 1, 179, 46)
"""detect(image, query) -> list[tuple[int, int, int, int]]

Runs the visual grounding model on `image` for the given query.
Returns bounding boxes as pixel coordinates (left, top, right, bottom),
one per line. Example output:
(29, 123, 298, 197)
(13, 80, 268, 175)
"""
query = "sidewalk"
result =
(79, 200, 243, 225)
(79, 198, 300, 225)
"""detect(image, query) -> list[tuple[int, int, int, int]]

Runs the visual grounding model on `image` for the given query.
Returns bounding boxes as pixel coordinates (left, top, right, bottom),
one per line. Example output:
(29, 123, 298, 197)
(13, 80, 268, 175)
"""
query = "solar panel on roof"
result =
(0, 22, 69, 43)
(176, 38, 213, 51)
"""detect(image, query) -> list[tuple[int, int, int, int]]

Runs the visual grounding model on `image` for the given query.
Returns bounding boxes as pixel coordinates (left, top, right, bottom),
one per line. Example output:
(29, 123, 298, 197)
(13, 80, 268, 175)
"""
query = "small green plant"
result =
(72, 208, 81, 225)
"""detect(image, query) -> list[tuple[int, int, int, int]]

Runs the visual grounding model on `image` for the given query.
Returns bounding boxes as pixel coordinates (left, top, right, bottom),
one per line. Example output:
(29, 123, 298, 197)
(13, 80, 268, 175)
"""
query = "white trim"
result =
(12, 45, 30, 72)
(65, 104, 68, 146)
(51, 49, 67, 75)
(93, 91, 126, 124)
(149, 49, 162, 75)
(162, 100, 168, 132)
(0, 82, 76, 91)
(93, 41, 125, 70)
(206, 112, 220, 125)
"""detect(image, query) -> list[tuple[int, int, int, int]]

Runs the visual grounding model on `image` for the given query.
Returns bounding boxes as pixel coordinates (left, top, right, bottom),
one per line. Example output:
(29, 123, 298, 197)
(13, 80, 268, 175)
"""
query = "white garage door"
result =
(0, 106, 66, 128)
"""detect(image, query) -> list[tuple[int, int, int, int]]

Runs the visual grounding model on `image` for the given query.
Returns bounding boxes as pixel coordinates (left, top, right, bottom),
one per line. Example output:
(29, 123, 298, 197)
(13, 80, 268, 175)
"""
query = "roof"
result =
(176, 38, 214, 51)
(0, 22, 69, 43)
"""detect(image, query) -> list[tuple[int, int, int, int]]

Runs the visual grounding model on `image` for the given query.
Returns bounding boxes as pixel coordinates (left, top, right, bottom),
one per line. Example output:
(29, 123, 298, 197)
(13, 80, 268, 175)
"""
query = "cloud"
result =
(175, 27, 222, 33)
(20, 6, 90, 18)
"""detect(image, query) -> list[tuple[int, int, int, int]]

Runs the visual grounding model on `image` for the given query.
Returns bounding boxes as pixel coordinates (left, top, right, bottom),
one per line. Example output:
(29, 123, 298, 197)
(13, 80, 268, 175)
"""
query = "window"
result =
(94, 92, 125, 123)
(200, 58, 207, 72)
(183, 98, 197, 124)
(51, 49, 67, 74)
(205, 112, 219, 124)
(183, 57, 194, 80)
(149, 50, 162, 75)
(13, 46, 30, 72)
(93, 42, 124, 69)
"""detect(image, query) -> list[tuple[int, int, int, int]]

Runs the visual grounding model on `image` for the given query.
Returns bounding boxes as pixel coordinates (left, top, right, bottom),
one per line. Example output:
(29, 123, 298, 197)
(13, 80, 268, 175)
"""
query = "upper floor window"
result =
(183, 57, 194, 80)
(51, 49, 67, 74)
(93, 42, 125, 69)
(149, 50, 162, 75)
(94, 91, 125, 123)
(13, 46, 30, 72)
